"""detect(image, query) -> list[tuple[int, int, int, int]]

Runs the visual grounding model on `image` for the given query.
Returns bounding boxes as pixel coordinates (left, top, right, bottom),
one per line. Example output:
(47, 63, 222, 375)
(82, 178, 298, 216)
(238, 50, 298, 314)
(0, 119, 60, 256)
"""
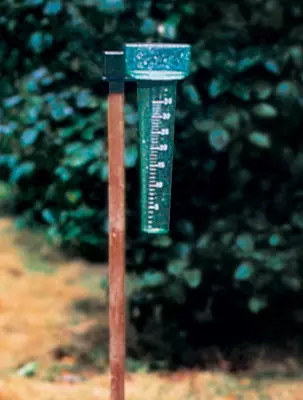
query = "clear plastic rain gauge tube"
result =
(125, 44, 191, 234)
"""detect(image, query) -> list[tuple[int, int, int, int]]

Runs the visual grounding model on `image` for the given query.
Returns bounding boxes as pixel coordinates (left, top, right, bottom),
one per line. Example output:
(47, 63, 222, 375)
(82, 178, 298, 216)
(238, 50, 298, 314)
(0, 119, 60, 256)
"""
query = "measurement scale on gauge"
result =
(125, 43, 191, 234)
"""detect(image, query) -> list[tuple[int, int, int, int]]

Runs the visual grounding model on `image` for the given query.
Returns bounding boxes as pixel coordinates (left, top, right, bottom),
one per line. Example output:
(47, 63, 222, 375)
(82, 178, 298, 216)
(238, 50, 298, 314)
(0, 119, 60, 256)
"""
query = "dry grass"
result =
(0, 217, 88, 371)
(0, 373, 213, 400)
(1, 373, 303, 400)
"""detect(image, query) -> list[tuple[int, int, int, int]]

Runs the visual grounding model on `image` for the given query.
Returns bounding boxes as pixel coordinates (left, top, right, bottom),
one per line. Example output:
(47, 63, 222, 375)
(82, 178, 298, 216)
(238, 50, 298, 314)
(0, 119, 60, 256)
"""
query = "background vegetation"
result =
(2, 0, 303, 367)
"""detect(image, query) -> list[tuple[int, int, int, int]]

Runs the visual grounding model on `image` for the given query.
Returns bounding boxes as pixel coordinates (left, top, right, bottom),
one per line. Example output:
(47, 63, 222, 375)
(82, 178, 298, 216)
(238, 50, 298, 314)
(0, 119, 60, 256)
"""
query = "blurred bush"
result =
(2, 0, 303, 365)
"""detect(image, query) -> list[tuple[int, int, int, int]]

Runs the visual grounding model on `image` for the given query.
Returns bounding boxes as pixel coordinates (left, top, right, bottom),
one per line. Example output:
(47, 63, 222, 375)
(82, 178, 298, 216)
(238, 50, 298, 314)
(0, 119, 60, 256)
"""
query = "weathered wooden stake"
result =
(105, 51, 126, 400)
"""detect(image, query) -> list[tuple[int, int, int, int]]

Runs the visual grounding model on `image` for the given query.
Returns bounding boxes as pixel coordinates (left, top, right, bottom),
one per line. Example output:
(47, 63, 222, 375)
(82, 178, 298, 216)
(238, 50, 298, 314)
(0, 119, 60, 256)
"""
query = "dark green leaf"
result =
(198, 51, 212, 69)
(268, 234, 283, 247)
(43, 33, 54, 48)
(248, 297, 267, 314)
(26, 103, 43, 124)
(252, 103, 278, 118)
(184, 269, 202, 288)
(193, 119, 216, 132)
(32, 67, 48, 80)
(65, 190, 82, 204)
(42, 209, 56, 224)
(47, 225, 60, 242)
(140, 18, 157, 35)
(0, 182, 12, 202)
(64, 224, 81, 240)
(291, 212, 303, 230)
(64, 144, 95, 167)
(231, 83, 250, 101)
(276, 81, 299, 99)
(167, 259, 188, 276)
(291, 153, 303, 176)
(175, 242, 191, 260)
(254, 81, 273, 100)
(49, 99, 73, 121)
(158, 14, 180, 40)
(21, 128, 40, 147)
(214, 52, 235, 74)
(72, 206, 95, 219)
(209, 128, 230, 151)
(266, 255, 285, 271)
(235, 233, 254, 252)
(59, 126, 76, 139)
(101, 164, 108, 181)
(97, 0, 125, 13)
(209, 76, 230, 98)
(223, 111, 241, 130)
(0, 123, 18, 136)
(76, 90, 98, 109)
(0, 154, 18, 168)
(180, 3, 195, 15)
(124, 145, 138, 168)
(289, 45, 303, 68)
(236, 53, 260, 73)
(55, 166, 71, 182)
(203, 160, 216, 172)
(167, 282, 186, 304)
(25, 0, 44, 5)
(234, 262, 254, 281)
(151, 236, 172, 248)
(176, 220, 194, 238)
(183, 84, 201, 105)
(248, 131, 271, 148)
(10, 162, 35, 183)
(196, 233, 212, 250)
(220, 232, 234, 246)
(264, 60, 280, 75)
(82, 127, 95, 140)
(43, 0, 62, 15)
(3, 95, 22, 109)
(29, 32, 53, 54)
(125, 104, 138, 125)
(282, 276, 301, 292)
(142, 271, 166, 287)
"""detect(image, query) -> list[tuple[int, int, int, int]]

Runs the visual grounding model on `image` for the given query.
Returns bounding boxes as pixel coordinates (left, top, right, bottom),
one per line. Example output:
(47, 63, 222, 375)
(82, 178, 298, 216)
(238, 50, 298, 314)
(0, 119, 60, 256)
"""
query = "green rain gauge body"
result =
(125, 44, 191, 234)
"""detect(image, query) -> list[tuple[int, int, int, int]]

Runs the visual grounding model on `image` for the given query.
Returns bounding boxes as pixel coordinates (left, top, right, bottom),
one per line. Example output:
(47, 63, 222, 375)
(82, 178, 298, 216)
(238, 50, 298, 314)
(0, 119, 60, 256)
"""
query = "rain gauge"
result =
(103, 43, 191, 400)
(125, 43, 191, 233)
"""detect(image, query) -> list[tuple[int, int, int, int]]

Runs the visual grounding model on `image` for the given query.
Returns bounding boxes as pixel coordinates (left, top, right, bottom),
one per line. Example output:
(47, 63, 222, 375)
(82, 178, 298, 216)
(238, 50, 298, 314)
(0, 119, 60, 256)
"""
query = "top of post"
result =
(102, 51, 125, 81)
(124, 43, 191, 81)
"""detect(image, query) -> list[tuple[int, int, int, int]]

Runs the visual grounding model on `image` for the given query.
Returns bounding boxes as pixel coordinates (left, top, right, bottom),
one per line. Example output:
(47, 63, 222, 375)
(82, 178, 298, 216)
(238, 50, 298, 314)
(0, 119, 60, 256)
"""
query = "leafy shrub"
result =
(2, 0, 303, 365)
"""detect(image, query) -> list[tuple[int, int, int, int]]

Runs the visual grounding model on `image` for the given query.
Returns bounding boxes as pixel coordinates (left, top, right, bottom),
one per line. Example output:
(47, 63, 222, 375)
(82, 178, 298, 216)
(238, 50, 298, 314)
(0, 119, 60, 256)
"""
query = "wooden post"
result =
(108, 83, 125, 400)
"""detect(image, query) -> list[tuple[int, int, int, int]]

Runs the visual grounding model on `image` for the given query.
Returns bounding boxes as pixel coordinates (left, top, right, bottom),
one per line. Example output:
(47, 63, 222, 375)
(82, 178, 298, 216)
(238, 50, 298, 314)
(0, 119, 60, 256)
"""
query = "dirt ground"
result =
(0, 216, 303, 399)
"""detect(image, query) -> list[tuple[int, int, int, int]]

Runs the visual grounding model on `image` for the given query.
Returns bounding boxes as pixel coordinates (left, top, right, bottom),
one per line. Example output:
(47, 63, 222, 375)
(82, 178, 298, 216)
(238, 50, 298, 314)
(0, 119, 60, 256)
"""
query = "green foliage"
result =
(234, 262, 254, 281)
(2, 0, 303, 365)
(17, 361, 39, 377)
(248, 297, 267, 314)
